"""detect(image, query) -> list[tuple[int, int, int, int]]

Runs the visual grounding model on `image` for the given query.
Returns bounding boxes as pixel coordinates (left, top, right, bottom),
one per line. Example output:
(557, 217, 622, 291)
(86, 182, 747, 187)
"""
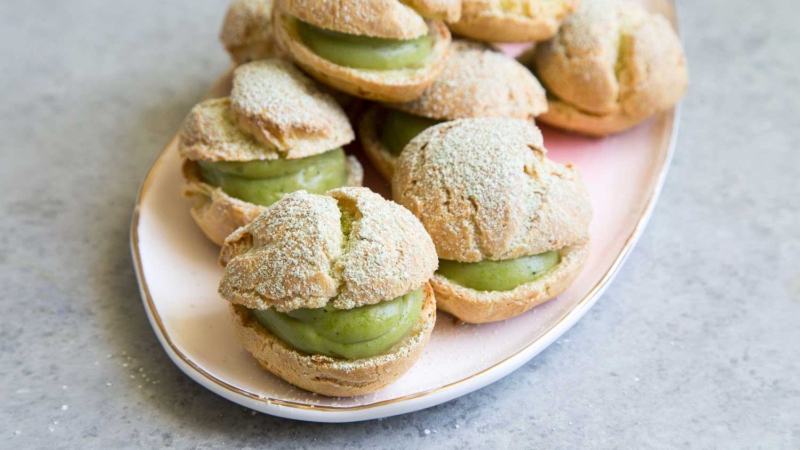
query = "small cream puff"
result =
(393, 118, 592, 324)
(178, 60, 362, 245)
(528, 0, 688, 136)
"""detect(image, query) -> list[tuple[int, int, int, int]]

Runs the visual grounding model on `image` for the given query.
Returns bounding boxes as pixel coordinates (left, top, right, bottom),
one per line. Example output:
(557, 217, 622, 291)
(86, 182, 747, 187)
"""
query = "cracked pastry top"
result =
(219, 189, 437, 311)
(528, 0, 688, 136)
(392, 118, 592, 323)
(218, 187, 439, 397)
(178, 59, 362, 246)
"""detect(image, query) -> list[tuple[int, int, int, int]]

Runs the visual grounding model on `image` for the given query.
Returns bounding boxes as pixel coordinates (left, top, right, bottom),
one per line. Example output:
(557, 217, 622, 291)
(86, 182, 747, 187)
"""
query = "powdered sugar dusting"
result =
(178, 98, 282, 162)
(279, 0, 429, 39)
(219, 188, 438, 311)
(393, 117, 592, 262)
(387, 40, 547, 120)
(230, 60, 354, 156)
(534, 0, 687, 124)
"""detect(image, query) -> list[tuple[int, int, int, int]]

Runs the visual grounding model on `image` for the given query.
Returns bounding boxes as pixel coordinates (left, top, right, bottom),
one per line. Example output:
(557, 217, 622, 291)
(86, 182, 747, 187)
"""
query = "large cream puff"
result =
(219, 187, 439, 396)
(393, 118, 592, 324)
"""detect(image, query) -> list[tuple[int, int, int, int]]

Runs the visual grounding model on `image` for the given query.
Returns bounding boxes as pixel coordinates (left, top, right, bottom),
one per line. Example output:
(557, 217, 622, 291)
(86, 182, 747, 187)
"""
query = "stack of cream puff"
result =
(174, 0, 689, 396)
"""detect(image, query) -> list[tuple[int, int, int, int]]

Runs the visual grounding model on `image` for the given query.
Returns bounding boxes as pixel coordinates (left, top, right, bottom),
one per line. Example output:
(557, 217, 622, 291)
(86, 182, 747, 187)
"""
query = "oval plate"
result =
(131, 0, 680, 423)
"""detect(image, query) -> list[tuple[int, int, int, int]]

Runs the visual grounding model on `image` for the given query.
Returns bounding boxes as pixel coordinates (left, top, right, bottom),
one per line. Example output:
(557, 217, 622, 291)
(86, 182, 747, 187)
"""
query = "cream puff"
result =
(528, 0, 688, 136)
(219, 187, 439, 397)
(448, 0, 581, 42)
(220, 0, 281, 64)
(393, 118, 592, 324)
(179, 59, 363, 245)
(360, 40, 548, 180)
(272, 0, 456, 102)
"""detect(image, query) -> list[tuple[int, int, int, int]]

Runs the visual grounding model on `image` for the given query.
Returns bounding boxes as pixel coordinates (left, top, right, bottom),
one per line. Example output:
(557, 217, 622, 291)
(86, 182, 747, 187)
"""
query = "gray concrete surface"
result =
(1, 0, 798, 448)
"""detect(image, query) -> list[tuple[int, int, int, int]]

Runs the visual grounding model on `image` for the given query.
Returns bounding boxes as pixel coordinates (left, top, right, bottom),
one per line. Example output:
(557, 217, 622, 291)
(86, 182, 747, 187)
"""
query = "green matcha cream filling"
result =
(294, 18, 434, 70)
(251, 288, 424, 360)
(379, 109, 442, 156)
(198, 148, 348, 207)
(438, 251, 561, 292)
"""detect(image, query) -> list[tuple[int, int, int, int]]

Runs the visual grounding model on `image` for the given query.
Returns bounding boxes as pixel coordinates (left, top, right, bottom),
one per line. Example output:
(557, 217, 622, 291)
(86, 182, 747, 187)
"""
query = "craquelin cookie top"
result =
(230, 60, 354, 156)
(386, 40, 547, 120)
(179, 98, 282, 162)
(219, 0, 276, 63)
(219, 188, 438, 312)
(534, 0, 687, 120)
(277, 0, 432, 39)
(178, 60, 354, 162)
(393, 118, 592, 262)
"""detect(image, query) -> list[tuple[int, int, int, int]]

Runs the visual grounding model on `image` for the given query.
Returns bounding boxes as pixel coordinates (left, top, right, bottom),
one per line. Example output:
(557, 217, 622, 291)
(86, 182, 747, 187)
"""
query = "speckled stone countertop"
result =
(1, 0, 798, 448)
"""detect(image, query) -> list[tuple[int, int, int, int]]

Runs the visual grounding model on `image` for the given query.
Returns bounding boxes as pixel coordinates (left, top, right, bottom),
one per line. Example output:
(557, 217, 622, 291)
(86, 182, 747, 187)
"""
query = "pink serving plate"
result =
(131, 0, 680, 422)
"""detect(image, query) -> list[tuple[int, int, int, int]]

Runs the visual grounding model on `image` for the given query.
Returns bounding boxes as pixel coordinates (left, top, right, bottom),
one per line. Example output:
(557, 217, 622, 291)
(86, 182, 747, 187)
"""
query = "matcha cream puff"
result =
(178, 59, 363, 246)
(527, 0, 688, 136)
(219, 187, 438, 396)
(272, 0, 457, 102)
(393, 118, 592, 324)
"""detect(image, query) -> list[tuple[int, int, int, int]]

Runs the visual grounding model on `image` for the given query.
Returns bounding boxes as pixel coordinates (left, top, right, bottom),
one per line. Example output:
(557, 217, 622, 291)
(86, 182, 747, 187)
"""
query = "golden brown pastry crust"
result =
(392, 118, 592, 262)
(219, 188, 438, 311)
(220, 0, 279, 64)
(386, 40, 548, 120)
(273, 11, 452, 102)
(532, 0, 688, 136)
(230, 60, 355, 156)
(181, 157, 363, 246)
(448, 0, 581, 43)
(277, 0, 429, 39)
(229, 282, 436, 397)
(432, 240, 589, 323)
